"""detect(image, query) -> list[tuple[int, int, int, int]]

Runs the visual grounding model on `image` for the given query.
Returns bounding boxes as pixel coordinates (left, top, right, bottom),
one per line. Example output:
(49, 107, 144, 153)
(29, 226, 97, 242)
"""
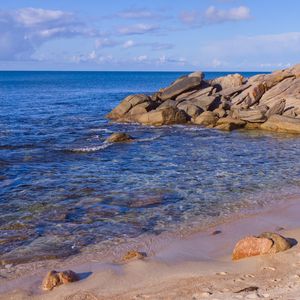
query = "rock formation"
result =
(107, 64, 300, 133)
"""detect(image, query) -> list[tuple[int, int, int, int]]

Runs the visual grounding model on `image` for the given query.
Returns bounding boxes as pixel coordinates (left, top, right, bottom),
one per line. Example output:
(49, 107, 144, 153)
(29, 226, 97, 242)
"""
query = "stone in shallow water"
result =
(122, 250, 147, 261)
(106, 132, 133, 143)
(42, 270, 79, 291)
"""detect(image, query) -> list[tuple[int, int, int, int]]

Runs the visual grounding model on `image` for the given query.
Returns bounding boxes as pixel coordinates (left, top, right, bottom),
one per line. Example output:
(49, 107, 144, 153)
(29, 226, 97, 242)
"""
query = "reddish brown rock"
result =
(42, 270, 79, 291)
(232, 236, 273, 260)
(122, 250, 146, 261)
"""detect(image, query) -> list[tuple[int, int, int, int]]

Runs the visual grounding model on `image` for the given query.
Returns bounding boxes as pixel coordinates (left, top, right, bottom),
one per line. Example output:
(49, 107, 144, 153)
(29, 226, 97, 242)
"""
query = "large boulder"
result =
(232, 83, 265, 107)
(160, 76, 202, 100)
(211, 74, 245, 90)
(193, 95, 221, 111)
(261, 115, 300, 133)
(136, 107, 189, 126)
(234, 107, 268, 123)
(266, 99, 286, 118)
(175, 86, 214, 101)
(219, 83, 250, 98)
(107, 94, 151, 119)
(232, 236, 273, 260)
(215, 117, 246, 131)
(193, 111, 218, 126)
(177, 101, 204, 118)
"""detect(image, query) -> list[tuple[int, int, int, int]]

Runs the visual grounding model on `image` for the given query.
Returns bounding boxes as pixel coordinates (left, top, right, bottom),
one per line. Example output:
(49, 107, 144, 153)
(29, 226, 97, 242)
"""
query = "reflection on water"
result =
(1, 71, 300, 264)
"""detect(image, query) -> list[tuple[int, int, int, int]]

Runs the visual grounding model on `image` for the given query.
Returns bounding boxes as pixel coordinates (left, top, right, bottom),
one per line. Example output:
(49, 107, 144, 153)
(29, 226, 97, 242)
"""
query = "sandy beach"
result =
(1, 195, 300, 299)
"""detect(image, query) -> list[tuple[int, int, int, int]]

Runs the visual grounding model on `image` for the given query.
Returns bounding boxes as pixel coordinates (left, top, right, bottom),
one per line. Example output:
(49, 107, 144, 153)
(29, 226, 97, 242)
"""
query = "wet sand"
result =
(1, 196, 300, 299)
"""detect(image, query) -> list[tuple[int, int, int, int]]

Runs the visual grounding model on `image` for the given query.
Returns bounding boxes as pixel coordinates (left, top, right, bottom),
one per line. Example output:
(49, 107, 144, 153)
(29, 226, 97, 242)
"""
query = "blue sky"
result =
(0, 0, 300, 71)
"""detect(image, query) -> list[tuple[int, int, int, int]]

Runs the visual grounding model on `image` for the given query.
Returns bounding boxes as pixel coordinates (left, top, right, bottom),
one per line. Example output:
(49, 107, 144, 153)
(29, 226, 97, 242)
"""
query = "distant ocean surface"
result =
(1, 71, 300, 264)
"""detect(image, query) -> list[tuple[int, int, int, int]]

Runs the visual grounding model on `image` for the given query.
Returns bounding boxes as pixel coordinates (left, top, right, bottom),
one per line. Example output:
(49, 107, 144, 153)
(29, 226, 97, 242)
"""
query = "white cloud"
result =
(117, 23, 159, 35)
(180, 5, 251, 26)
(15, 7, 72, 27)
(95, 38, 119, 48)
(134, 55, 148, 62)
(122, 40, 135, 48)
(0, 8, 102, 61)
(204, 6, 251, 23)
(117, 9, 162, 19)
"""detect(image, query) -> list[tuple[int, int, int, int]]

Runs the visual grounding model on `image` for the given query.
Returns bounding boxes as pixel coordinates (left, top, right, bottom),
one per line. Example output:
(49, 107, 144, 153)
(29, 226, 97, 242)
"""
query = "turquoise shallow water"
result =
(1, 71, 300, 264)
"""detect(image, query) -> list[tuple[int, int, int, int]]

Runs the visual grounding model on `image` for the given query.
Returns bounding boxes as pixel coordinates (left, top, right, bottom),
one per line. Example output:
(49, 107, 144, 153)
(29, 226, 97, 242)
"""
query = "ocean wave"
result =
(137, 136, 161, 142)
(68, 143, 112, 153)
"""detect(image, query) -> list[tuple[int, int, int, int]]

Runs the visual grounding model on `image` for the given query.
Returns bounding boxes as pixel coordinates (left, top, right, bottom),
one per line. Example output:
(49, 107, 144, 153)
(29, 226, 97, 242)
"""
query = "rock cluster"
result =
(232, 232, 292, 260)
(107, 64, 300, 133)
(42, 270, 79, 291)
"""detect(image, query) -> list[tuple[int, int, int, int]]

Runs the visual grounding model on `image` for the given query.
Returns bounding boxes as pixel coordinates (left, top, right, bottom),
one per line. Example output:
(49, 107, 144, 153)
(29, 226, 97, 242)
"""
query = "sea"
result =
(1, 71, 300, 264)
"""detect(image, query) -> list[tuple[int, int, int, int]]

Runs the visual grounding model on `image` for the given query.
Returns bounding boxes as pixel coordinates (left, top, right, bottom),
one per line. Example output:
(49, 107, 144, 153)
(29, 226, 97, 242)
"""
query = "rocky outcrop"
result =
(107, 63, 300, 133)
(42, 270, 79, 291)
(232, 232, 292, 260)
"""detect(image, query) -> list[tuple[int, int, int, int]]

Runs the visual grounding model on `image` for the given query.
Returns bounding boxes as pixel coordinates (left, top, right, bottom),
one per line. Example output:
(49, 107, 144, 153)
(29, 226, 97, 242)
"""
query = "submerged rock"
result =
(106, 132, 133, 143)
(42, 270, 79, 291)
(122, 250, 147, 262)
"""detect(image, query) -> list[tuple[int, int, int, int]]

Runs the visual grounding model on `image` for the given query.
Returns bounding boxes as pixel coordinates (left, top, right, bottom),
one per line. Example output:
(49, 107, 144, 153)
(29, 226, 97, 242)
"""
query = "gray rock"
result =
(266, 99, 286, 118)
(107, 94, 151, 119)
(177, 101, 204, 118)
(193, 95, 221, 111)
(234, 107, 267, 123)
(160, 76, 202, 100)
(175, 86, 213, 101)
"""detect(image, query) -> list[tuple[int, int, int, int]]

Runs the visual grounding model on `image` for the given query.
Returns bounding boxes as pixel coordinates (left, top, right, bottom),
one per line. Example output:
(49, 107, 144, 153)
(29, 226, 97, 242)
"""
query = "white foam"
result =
(70, 143, 111, 153)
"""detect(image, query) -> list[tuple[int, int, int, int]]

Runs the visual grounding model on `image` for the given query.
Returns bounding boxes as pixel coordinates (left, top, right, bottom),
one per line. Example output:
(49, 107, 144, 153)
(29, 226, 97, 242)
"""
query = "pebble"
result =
(201, 292, 212, 297)
(261, 294, 270, 298)
(4, 264, 12, 269)
(263, 266, 276, 271)
(245, 274, 255, 278)
(216, 272, 227, 276)
(294, 274, 300, 278)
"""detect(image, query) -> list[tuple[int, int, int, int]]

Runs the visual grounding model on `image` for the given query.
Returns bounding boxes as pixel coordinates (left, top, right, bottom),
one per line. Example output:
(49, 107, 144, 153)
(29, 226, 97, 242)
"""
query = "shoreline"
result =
(2, 192, 300, 299)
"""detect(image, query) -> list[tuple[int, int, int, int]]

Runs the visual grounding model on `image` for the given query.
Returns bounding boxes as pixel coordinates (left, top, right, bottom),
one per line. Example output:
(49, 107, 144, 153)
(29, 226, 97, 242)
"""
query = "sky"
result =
(0, 0, 300, 71)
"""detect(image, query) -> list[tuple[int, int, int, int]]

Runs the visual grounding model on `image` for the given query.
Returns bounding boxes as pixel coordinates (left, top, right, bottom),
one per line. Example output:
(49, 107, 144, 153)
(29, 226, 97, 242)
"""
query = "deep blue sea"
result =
(1, 71, 300, 264)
